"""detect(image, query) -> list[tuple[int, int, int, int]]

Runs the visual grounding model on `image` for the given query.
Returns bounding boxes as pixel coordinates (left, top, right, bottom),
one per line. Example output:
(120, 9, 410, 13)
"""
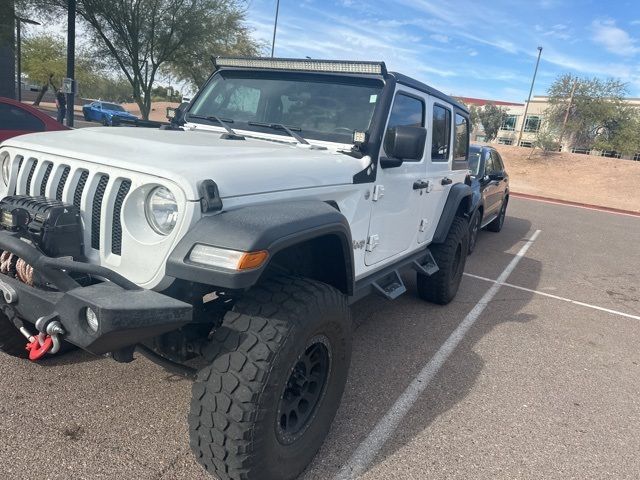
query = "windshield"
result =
(103, 103, 125, 112)
(188, 71, 383, 144)
(468, 148, 482, 176)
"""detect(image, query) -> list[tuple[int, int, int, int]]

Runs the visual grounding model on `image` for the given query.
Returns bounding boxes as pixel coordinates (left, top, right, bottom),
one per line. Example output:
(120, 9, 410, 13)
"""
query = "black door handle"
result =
(413, 180, 429, 190)
(441, 177, 453, 185)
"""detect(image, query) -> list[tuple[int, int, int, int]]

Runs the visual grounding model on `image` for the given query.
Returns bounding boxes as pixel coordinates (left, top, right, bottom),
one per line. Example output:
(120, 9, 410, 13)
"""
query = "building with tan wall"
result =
(459, 95, 640, 160)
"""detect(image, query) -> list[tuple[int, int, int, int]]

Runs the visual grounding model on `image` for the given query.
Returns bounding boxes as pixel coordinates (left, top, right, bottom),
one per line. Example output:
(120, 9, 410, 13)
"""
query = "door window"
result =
(0, 104, 45, 131)
(432, 105, 451, 161)
(383, 93, 425, 161)
(453, 113, 469, 161)
(484, 152, 496, 176)
(492, 151, 505, 171)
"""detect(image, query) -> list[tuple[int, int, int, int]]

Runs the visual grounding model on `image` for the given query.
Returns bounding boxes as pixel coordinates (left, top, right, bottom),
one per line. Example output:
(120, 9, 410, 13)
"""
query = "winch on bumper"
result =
(0, 231, 191, 356)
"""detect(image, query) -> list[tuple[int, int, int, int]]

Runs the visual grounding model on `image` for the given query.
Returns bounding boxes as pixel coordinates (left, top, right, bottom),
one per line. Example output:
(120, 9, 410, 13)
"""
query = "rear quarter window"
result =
(454, 114, 469, 161)
(0, 104, 45, 131)
(432, 104, 451, 162)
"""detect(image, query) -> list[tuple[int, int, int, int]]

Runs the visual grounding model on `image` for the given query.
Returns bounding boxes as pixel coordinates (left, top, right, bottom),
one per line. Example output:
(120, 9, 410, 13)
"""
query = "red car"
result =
(0, 96, 68, 143)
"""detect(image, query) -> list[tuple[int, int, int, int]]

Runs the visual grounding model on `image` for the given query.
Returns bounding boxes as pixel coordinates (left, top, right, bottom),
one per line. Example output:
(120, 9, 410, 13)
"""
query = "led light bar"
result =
(213, 56, 387, 76)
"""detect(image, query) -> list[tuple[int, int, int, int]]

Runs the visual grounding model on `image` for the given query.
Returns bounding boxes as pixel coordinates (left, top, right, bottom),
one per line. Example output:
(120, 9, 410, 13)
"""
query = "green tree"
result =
(21, 32, 130, 103)
(167, 9, 262, 89)
(592, 106, 640, 156)
(467, 105, 480, 133)
(477, 103, 508, 141)
(545, 73, 629, 150)
(33, 0, 259, 119)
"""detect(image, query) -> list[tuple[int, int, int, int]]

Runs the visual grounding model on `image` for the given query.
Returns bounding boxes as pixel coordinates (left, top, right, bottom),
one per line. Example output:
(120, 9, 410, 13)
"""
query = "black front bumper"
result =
(0, 231, 191, 355)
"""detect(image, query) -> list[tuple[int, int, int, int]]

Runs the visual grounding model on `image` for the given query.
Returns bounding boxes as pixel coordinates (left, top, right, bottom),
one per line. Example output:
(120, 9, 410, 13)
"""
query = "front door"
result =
(365, 89, 427, 266)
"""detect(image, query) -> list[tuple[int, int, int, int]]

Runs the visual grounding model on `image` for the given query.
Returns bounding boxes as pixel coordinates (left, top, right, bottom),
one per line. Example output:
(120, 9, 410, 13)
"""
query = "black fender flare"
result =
(432, 183, 472, 244)
(166, 200, 354, 293)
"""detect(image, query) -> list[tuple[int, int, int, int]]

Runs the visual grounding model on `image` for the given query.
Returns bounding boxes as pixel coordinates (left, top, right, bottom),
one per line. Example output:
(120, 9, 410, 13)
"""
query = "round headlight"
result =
(1, 152, 10, 186)
(144, 186, 178, 235)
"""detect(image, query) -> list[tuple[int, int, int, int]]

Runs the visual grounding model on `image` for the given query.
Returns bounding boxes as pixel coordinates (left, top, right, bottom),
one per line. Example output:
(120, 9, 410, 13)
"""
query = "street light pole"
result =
(65, 0, 76, 127)
(271, 0, 280, 58)
(517, 46, 543, 147)
(14, 16, 41, 102)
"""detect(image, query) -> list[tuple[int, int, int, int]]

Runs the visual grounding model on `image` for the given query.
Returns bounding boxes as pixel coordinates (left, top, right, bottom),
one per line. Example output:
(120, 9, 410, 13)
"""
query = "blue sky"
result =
(244, 0, 640, 102)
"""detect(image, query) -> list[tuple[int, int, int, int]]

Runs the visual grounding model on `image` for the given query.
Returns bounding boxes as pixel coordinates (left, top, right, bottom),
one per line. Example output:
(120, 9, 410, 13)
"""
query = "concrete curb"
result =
(511, 191, 640, 217)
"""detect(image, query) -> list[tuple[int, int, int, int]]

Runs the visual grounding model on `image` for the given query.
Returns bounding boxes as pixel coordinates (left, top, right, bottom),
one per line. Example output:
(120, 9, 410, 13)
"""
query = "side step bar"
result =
(372, 271, 406, 300)
(351, 249, 440, 303)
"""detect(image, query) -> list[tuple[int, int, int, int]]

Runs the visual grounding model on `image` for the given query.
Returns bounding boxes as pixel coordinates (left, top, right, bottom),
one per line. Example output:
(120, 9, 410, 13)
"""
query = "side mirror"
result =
(489, 173, 505, 181)
(382, 125, 427, 167)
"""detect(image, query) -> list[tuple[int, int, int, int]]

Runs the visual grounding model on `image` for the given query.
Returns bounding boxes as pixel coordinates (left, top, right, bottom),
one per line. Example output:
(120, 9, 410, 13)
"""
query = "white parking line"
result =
(464, 273, 640, 321)
(335, 230, 541, 480)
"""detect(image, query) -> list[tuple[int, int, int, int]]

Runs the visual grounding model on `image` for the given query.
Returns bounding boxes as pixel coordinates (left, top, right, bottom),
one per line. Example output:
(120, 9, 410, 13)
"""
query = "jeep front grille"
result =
(111, 180, 131, 256)
(12, 158, 133, 257)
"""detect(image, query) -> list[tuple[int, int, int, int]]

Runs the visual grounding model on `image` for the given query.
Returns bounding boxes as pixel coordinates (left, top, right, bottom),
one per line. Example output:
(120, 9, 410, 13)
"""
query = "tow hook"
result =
(19, 315, 66, 361)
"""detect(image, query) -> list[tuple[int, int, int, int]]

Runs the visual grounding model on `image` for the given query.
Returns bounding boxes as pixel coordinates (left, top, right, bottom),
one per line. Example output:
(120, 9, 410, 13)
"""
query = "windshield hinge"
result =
(366, 234, 379, 252)
(198, 180, 223, 213)
(372, 185, 384, 201)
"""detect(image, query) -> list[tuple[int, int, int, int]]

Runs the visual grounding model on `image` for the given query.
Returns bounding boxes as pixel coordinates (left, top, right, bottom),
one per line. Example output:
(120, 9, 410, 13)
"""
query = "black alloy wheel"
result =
(468, 209, 482, 254)
(276, 336, 331, 444)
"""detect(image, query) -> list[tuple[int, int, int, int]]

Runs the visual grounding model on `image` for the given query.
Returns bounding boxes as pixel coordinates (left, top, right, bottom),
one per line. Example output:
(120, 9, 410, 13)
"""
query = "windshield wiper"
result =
(187, 114, 244, 140)
(247, 122, 310, 145)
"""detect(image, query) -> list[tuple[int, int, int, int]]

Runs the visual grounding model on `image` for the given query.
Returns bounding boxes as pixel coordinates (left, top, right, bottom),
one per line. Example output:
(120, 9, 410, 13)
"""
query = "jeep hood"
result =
(3, 127, 369, 200)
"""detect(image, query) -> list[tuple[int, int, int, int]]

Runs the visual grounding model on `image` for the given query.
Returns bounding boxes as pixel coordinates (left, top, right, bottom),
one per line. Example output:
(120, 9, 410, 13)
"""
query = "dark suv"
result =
(467, 144, 509, 253)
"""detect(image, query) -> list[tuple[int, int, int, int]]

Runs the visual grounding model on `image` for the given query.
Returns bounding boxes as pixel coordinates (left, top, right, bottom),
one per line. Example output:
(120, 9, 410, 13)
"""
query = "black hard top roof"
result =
(389, 72, 468, 113)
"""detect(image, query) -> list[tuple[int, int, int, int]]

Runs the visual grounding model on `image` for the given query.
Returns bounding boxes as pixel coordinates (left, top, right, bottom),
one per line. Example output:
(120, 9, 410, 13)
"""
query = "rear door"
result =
(492, 150, 508, 198)
(416, 100, 457, 244)
(483, 152, 501, 215)
(364, 88, 427, 266)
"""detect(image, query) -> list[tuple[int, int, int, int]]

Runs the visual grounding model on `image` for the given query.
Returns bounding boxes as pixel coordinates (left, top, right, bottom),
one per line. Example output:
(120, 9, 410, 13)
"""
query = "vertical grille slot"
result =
(12, 156, 23, 195)
(91, 175, 109, 250)
(56, 166, 70, 201)
(40, 162, 53, 196)
(26, 159, 37, 195)
(73, 170, 89, 209)
(111, 180, 131, 255)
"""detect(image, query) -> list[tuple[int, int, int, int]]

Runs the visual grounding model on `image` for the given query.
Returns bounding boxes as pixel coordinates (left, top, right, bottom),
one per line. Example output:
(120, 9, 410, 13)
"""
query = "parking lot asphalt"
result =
(1, 197, 639, 480)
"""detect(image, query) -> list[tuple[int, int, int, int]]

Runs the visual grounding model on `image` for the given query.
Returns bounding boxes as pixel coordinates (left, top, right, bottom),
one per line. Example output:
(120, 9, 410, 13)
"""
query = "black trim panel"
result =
(432, 183, 472, 244)
(166, 201, 354, 293)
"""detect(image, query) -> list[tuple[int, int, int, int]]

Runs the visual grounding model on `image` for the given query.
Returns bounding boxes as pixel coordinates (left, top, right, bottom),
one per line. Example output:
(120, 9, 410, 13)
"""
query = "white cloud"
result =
(430, 34, 449, 43)
(591, 19, 639, 56)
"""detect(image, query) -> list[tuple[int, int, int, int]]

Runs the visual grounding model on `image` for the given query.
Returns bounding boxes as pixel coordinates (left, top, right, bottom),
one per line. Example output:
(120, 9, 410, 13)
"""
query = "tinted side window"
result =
(432, 105, 451, 161)
(484, 153, 496, 175)
(383, 93, 425, 161)
(386, 93, 424, 129)
(454, 113, 469, 161)
(0, 104, 45, 131)
(492, 151, 505, 171)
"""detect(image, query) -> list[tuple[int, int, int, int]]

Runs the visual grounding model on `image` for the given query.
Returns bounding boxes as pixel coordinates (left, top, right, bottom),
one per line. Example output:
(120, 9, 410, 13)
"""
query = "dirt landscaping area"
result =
(493, 145, 640, 213)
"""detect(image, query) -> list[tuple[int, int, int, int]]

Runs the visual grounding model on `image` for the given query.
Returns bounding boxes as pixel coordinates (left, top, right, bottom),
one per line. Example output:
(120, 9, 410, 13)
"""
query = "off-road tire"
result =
(468, 209, 482, 254)
(417, 216, 469, 305)
(101, 116, 109, 126)
(189, 275, 352, 480)
(487, 197, 508, 232)
(0, 308, 29, 359)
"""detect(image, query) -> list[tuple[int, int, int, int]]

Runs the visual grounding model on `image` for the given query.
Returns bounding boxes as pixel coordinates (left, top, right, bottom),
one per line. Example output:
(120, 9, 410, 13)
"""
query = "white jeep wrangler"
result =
(0, 57, 472, 480)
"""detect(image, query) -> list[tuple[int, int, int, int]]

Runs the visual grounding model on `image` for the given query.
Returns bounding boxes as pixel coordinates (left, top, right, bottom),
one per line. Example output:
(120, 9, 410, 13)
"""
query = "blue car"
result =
(82, 101, 138, 126)
(467, 144, 510, 254)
